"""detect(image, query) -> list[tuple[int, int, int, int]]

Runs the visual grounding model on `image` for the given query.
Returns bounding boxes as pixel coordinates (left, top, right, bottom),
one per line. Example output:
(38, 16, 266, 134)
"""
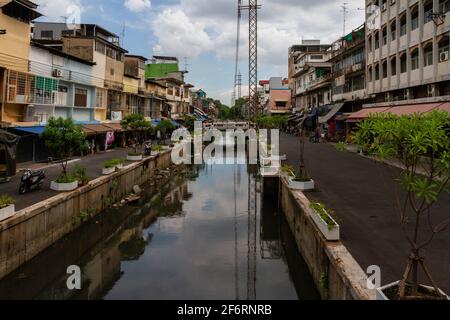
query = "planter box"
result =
(50, 180, 79, 192)
(127, 155, 143, 161)
(376, 281, 450, 300)
(116, 164, 123, 170)
(0, 204, 15, 221)
(288, 178, 315, 191)
(309, 207, 340, 241)
(102, 167, 116, 175)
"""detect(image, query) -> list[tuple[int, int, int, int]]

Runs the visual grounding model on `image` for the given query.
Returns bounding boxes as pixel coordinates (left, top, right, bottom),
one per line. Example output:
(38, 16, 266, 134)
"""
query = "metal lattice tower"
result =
(233, 0, 243, 107)
(248, 0, 259, 120)
(237, 72, 242, 100)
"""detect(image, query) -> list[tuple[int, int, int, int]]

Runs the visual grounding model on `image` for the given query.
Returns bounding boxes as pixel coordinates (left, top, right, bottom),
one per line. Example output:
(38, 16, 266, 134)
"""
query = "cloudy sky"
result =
(34, 0, 365, 104)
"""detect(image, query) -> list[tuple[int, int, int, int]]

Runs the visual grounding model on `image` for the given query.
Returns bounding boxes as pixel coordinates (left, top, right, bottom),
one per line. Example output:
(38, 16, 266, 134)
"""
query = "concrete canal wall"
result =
(0, 150, 173, 281)
(278, 175, 376, 300)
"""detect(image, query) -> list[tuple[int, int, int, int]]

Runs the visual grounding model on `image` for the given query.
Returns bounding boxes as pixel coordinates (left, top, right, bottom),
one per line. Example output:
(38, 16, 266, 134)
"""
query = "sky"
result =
(34, 0, 366, 104)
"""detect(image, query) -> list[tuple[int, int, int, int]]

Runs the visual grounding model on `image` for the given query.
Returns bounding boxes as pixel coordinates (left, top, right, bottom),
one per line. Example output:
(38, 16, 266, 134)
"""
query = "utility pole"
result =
(233, 0, 243, 107)
(237, 72, 242, 101)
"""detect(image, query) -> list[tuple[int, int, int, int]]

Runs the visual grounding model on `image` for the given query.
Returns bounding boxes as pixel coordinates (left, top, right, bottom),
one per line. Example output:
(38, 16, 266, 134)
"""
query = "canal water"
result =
(0, 160, 319, 300)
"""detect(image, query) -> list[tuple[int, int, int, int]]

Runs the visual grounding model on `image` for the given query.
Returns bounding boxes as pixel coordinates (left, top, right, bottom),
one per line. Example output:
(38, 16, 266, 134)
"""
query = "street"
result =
(280, 133, 450, 293)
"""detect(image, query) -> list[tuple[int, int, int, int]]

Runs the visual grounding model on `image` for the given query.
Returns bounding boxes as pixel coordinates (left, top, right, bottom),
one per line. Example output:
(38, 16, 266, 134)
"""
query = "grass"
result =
(0, 195, 15, 209)
(103, 158, 124, 169)
(310, 202, 338, 230)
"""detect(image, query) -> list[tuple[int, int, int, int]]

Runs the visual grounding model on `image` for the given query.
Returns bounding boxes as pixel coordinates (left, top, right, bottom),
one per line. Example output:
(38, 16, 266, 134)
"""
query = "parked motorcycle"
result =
(144, 141, 153, 156)
(19, 169, 45, 194)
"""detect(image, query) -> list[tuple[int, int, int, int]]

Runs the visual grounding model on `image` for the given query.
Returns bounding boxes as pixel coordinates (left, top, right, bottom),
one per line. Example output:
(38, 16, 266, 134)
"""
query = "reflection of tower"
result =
(234, 164, 239, 300)
(247, 170, 257, 300)
(237, 72, 242, 101)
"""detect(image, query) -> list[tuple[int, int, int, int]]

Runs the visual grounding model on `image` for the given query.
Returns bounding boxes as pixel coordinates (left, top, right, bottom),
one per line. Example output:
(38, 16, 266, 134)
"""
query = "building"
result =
(288, 40, 332, 100)
(365, 0, 449, 104)
(0, 0, 41, 126)
(263, 77, 292, 115)
(289, 40, 332, 111)
(33, 22, 128, 121)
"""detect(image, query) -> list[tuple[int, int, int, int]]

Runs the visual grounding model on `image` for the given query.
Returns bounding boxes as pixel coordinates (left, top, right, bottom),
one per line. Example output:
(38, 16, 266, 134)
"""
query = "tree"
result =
(353, 111, 450, 299)
(156, 119, 175, 141)
(42, 117, 86, 176)
(121, 114, 152, 153)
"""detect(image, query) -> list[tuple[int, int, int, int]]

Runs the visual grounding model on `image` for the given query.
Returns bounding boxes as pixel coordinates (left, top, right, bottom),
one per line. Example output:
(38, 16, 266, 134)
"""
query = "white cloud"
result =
(152, 9, 213, 59)
(124, 0, 151, 13)
(34, 0, 84, 22)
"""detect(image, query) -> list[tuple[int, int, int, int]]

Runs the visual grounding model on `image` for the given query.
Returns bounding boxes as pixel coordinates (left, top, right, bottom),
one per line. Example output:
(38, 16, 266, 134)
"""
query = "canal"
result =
(0, 159, 319, 300)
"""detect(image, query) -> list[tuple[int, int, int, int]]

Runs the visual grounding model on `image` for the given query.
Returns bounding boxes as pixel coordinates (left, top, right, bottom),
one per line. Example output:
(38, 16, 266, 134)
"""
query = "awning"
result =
(319, 103, 345, 124)
(346, 107, 392, 122)
(103, 123, 126, 132)
(14, 126, 46, 135)
(82, 124, 112, 134)
(346, 102, 450, 122)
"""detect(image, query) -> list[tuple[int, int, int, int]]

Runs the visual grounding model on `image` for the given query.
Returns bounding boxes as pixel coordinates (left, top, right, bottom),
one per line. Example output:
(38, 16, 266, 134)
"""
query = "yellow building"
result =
(0, 0, 41, 125)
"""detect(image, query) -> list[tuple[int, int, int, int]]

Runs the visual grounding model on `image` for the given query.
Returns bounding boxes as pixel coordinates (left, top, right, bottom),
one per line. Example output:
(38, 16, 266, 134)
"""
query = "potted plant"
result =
(73, 164, 90, 186)
(0, 195, 15, 221)
(42, 117, 85, 192)
(151, 144, 163, 156)
(309, 202, 340, 241)
(282, 164, 314, 191)
(103, 159, 117, 175)
(127, 152, 143, 161)
(353, 111, 450, 300)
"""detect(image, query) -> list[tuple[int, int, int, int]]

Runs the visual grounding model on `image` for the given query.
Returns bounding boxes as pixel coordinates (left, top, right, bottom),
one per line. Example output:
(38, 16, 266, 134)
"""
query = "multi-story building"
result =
(288, 40, 332, 102)
(145, 79, 167, 118)
(263, 77, 292, 115)
(33, 22, 128, 121)
(365, 0, 449, 104)
(0, 0, 41, 126)
(290, 41, 332, 111)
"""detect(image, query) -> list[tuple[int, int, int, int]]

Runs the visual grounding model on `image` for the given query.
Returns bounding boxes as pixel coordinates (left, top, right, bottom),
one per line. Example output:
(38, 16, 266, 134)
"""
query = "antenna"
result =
(341, 2, 348, 36)
(121, 22, 126, 47)
(183, 56, 189, 72)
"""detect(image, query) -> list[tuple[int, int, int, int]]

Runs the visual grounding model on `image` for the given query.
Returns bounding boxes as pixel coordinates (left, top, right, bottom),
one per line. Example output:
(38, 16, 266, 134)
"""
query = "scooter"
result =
(19, 169, 45, 194)
(144, 141, 153, 156)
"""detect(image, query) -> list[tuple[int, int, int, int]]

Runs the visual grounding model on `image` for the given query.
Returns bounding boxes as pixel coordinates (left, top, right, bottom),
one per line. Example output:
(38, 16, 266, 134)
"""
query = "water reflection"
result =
(0, 160, 319, 300)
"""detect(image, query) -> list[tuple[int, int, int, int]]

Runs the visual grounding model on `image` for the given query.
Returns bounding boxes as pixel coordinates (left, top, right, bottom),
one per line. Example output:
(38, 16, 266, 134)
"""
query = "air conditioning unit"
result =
(53, 69, 63, 78)
(440, 51, 449, 62)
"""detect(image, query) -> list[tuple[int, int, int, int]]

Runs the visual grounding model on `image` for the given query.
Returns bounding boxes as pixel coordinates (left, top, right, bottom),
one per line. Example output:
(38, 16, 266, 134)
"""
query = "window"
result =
(411, 49, 419, 70)
(310, 55, 324, 60)
(61, 30, 74, 37)
(400, 53, 407, 73)
(382, 27, 387, 46)
(74, 88, 88, 107)
(390, 20, 397, 41)
(375, 64, 380, 80)
(96, 88, 107, 109)
(368, 35, 372, 52)
(375, 31, 380, 49)
(382, 61, 388, 78)
(424, 1, 434, 24)
(275, 101, 287, 108)
(110, 68, 114, 76)
(411, 7, 419, 31)
(95, 41, 106, 54)
(424, 44, 433, 67)
(391, 57, 397, 75)
(400, 15, 407, 37)
(40, 30, 53, 39)
(368, 66, 373, 82)
(439, 36, 449, 62)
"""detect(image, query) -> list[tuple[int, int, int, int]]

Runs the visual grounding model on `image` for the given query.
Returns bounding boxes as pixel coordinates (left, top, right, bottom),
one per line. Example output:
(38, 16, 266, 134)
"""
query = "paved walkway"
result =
(279, 133, 450, 293)
(0, 149, 130, 211)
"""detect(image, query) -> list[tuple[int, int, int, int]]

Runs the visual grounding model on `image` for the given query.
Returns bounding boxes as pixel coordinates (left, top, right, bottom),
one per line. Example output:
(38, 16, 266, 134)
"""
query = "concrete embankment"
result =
(0, 150, 173, 281)
(277, 175, 376, 300)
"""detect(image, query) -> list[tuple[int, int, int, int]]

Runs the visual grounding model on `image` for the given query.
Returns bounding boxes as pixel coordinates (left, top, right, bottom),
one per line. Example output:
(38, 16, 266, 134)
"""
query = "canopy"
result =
(319, 103, 345, 124)
(14, 126, 45, 135)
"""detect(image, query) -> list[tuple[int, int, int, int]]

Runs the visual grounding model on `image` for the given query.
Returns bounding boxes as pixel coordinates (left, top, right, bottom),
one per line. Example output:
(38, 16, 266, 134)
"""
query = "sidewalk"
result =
(280, 133, 450, 293)
(0, 149, 130, 211)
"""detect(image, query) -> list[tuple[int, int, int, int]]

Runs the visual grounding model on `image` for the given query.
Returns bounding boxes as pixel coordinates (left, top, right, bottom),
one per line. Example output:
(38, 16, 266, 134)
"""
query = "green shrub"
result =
(310, 202, 337, 230)
(56, 173, 78, 184)
(0, 195, 15, 209)
(152, 144, 163, 152)
(104, 158, 124, 168)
